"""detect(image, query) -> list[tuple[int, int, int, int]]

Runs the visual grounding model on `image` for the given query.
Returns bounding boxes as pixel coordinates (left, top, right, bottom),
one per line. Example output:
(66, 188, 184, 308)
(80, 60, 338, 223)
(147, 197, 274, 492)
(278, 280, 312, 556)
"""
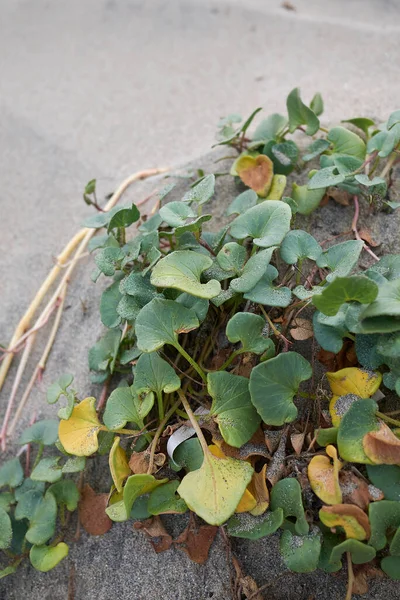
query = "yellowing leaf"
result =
(177, 449, 254, 526)
(209, 445, 256, 513)
(58, 398, 104, 456)
(363, 422, 400, 465)
(248, 464, 270, 516)
(319, 504, 371, 541)
(109, 437, 131, 492)
(327, 368, 382, 426)
(236, 154, 274, 198)
(307, 445, 342, 505)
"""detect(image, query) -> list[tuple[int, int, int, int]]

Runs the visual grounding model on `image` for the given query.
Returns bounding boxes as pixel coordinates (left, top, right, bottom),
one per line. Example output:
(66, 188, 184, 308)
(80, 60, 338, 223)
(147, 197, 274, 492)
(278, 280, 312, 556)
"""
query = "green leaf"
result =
(368, 124, 400, 158)
(303, 138, 330, 162)
(280, 527, 321, 573)
(286, 88, 320, 135)
(0, 492, 14, 512)
(359, 279, 400, 333)
(88, 328, 121, 375)
(327, 126, 366, 160)
(30, 542, 69, 572)
(244, 265, 292, 309)
(386, 201, 400, 210)
(369, 500, 400, 550)
(19, 420, 59, 446)
(46, 374, 75, 420)
(0, 565, 17, 579)
(266, 174, 287, 200)
(100, 281, 123, 328)
(280, 230, 322, 264)
(135, 298, 199, 353)
(208, 371, 261, 448)
(337, 398, 378, 464)
(381, 556, 400, 580)
(172, 438, 204, 472)
(291, 182, 326, 215)
(139, 214, 163, 234)
(103, 386, 154, 430)
(82, 204, 126, 229)
(47, 480, 80, 511)
(0, 458, 23, 488)
(355, 334, 384, 370)
(177, 452, 254, 526)
(130, 494, 151, 520)
(270, 478, 309, 535)
(334, 155, 363, 175)
(227, 508, 284, 539)
(14, 479, 45, 520)
(31, 457, 62, 483)
(159, 201, 196, 227)
(94, 247, 125, 278)
(120, 272, 156, 301)
(0, 507, 12, 549)
(252, 113, 287, 142)
(263, 140, 298, 175)
(150, 251, 220, 299)
(316, 240, 363, 282)
(226, 190, 258, 217)
(249, 352, 312, 426)
(107, 204, 140, 232)
(313, 276, 378, 316)
(124, 474, 167, 518)
(388, 110, 400, 130)
(175, 293, 209, 322)
(342, 118, 375, 136)
(310, 93, 324, 116)
(330, 539, 376, 565)
(367, 255, 400, 282)
(316, 427, 338, 447)
(148, 481, 187, 515)
(216, 243, 247, 275)
(230, 248, 276, 293)
(308, 167, 345, 190)
(313, 308, 348, 353)
(230, 201, 291, 248)
(26, 492, 57, 545)
(226, 312, 273, 355)
(355, 174, 387, 190)
(133, 352, 181, 396)
(182, 174, 215, 205)
(366, 465, 400, 501)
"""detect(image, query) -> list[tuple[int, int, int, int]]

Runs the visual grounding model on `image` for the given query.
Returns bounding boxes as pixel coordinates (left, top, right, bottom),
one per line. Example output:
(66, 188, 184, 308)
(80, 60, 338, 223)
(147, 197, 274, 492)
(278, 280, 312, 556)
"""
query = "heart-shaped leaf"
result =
(280, 527, 321, 573)
(58, 398, 104, 457)
(0, 507, 12, 549)
(26, 492, 57, 545)
(252, 113, 287, 142)
(207, 372, 261, 448)
(327, 126, 366, 160)
(226, 190, 258, 217)
(317, 240, 364, 282)
(226, 312, 273, 355)
(0, 458, 23, 489)
(29, 542, 69, 572)
(19, 420, 59, 446)
(175, 293, 209, 322)
(249, 352, 312, 426)
(159, 201, 196, 227)
(103, 386, 154, 430)
(243, 265, 292, 308)
(319, 504, 370, 540)
(291, 182, 326, 215)
(342, 117, 375, 136)
(303, 138, 330, 162)
(148, 481, 187, 515)
(47, 480, 80, 511)
(381, 556, 400, 580)
(177, 452, 254, 526)
(270, 478, 309, 535)
(226, 508, 284, 539)
(14, 479, 45, 520)
(312, 308, 348, 353)
(109, 436, 131, 493)
(216, 242, 247, 275)
(135, 298, 199, 353)
(133, 352, 181, 396)
(182, 174, 215, 205)
(308, 445, 343, 505)
(229, 248, 276, 293)
(329, 539, 376, 566)
(366, 465, 400, 501)
(107, 474, 167, 522)
(31, 457, 62, 483)
(369, 500, 400, 550)
(151, 251, 220, 299)
(316, 276, 378, 317)
(263, 140, 298, 175)
(286, 88, 320, 136)
(235, 154, 274, 197)
(107, 203, 140, 232)
(230, 201, 291, 248)
(280, 230, 322, 265)
(308, 167, 345, 190)
(62, 456, 86, 474)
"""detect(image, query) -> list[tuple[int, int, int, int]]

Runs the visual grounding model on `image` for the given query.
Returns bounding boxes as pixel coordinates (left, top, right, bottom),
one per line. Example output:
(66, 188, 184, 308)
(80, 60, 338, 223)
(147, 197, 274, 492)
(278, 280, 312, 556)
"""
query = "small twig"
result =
(352, 196, 380, 262)
(345, 552, 355, 600)
(96, 377, 111, 414)
(198, 238, 216, 256)
(259, 305, 292, 352)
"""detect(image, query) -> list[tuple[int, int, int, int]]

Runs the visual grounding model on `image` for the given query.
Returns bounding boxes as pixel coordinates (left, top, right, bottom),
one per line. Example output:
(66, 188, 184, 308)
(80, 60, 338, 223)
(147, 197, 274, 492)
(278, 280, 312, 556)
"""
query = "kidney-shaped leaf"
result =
(133, 352, 180, 396)
(29, 542, 69, 572)
(280, 230, 322, 265)
(235, 154, 274, 197)
(0, 458, 23, 489)
(227, 508, 284, 540)
(243, 265, 292, 308)
(317, 240, 364, 282)
(337, 398, 379, 463)
(103, 386, 154, 430)
(135, 298, 199, 353)
(230, 247, 276, 293)
(216, 242, 247, 275)
(151, 251, 221, 299)
(226, 312, 273, 355)
(280, 527, 321, 573)
(159, 201, 196, 227)
(270, 478, 309, 535)
(148, 480, 187, 515)
(329, 539, 376, 565)
(58, 398, 103, 457)
(208, 372, 261, 448)
(19, 420, 59, 446)
(249, 352, 312, 426)
(369, 500, 400, 550)
(31, 457, 62, 484)
(177, 452, 254, 526)
(26, 492, 57, 545)
(287, 88, 320, 136)
(313, 276, 379, 317)
(47, 480, 80, 512)
(359, 279, 400, 333)
(230, 201, 291, 248)
(366, 465, 400, 501)
(327, 126, 366, 160)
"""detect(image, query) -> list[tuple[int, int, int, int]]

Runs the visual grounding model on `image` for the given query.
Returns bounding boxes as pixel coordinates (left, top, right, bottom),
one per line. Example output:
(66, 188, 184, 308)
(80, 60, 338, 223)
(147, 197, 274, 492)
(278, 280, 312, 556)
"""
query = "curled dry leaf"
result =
(358, 228, 380, 248)
(308, 445, 343, 505)
(352, 563, 385, 596)
(290, 431, 306, 455)
(319, 503, 371, 541)
(317, 341, 358, 372)
(235, 154, 274, 198)
(134, 516, 172, 553)
(289, 318, 314, 341)
(129, 450, 166, 474)
(247, 464, 269, 516)
(264, 429, 283, 454)
(327, 188, 351, 206)
(241, 575, 263, 600)
(363, 422, 400, 465)
(174, 517, 218, 564)
(79, 484, 112, 536)
(339, 470, 384, 510)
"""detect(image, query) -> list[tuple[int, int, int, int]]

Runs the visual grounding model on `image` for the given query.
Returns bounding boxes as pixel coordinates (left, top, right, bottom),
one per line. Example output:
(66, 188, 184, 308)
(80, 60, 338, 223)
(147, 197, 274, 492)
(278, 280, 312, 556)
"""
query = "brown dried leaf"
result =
(291, 431, 306, 455)
(236, 154, 274, 197)
(319, 503, 371, 540)
(210, 348, 231, 370)
(248, 464, 269, 516)
(363, 422, 400, 465)
(266, 429, 288, 486)
(78, 484, 112, 536)
(358, 228, 380, 248)
(339, 470, 383, 510)
(328, 188, 351, 206)
(264, 429, 282, 454)
(352, 563, 385, 595)
(282, 1, 296, 11)
(317, 340, 357, 371)
(174, 518, 218, 564)
(290, 318, 314, 341)
(134, 516, 172, 553)
(241, 575, 263, 599)
(129, 451, 165, 474)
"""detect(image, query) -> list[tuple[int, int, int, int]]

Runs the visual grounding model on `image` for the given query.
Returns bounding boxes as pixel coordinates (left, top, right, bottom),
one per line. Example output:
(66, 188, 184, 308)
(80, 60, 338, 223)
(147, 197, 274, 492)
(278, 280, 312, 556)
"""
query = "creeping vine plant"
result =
(2, 88, 400, 598)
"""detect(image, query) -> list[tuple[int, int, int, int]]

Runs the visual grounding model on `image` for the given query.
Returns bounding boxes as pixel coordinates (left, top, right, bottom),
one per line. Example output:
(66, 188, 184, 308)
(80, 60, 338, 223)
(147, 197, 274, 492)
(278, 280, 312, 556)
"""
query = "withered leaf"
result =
(174, 517, 218, 564)
(358, 228, 380, 248)
(134, 516, 172, 553)
(129, 451, 165, 474)
(339, 470, 383, 510)
(328, 188, 351, 206)
(363, 422, 400, 465)
(290, 431, 306, 455)
(290, 318, 314, 341)
(79, 484, 112, 536)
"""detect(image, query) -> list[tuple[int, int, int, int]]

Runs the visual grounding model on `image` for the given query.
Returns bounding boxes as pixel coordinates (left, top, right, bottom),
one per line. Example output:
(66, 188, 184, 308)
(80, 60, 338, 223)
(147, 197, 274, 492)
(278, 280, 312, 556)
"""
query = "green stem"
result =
(319, 126, 329, 134)
(296, 258, 303, 285)
(218, 349, 241, 371)
(174, 342, 207, 383)
(156, 391, 165, 421)
(32, 443, 44, 470)
(175, 408, 189, 419)
(113, 427, 141, 436)
(178, 390, 209, 456)
(298, 391, 316, 400)
(379, 150, 399, 179)
(376, 411, 400, 428)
